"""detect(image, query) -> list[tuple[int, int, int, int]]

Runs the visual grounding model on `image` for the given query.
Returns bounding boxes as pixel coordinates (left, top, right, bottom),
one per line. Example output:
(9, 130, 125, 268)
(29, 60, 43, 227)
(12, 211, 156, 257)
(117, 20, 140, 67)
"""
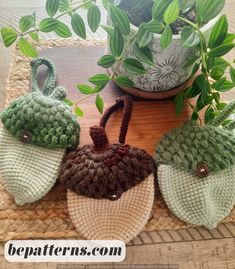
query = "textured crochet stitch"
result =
(60, 96, 155, 200)
(155, 101, 235, 229)
(155, 102, 235, 175)
(0, 57, 80, 149)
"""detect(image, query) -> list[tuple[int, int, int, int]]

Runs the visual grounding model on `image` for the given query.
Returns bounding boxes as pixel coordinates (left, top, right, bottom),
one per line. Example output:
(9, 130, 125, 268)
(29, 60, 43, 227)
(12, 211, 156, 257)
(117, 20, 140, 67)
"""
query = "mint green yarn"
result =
(155, 102, 235, 174)
(155, 101, 235, 229)
(0, 57, 80, 149)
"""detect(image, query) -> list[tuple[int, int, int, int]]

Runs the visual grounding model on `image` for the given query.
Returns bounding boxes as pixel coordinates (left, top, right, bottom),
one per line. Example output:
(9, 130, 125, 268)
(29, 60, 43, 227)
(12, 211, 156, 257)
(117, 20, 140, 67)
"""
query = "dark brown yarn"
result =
(59, 95, 154, 200)
(90, 126, 109, 149)
(195, 163, 209, 178)
(100, 96, 133, 144)
(59, 143, 155, 200)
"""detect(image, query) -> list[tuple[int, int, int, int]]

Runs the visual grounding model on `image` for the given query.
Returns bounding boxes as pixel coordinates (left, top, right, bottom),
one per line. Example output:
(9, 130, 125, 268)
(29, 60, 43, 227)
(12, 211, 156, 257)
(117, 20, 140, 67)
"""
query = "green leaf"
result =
(102, 0, 109, 10)
(19, 15, 35, 32)
(179, 0, 195, 12)
(188, 79, 201, 98)
(174, 93, 184, 115)
(191, 62, 200, 76)
(196, 94, 212, 111)
(222, 33, 235, 45)
(109, 27, 124, 57)
(89, 74, 110, 86)
(137, 23, 154, 48)
(191, 111, 199, 121)
(75, 106, 84, 117)
(183, 56, 200, 68)
(230, 67, 235, 83)
(196, 0, 225, 23)
(123, 58, 146, 75)
(212, 78, 234, 92)
(95, 94, 104, 114)
(164, 0, 180, 25)
(210, 68, 224, 80)
(97, 55, 116, 68)
(115, 76, 134, 87)
(87, 5, 101, 33)
(77, 84, 95, 94)
(1, 27, 18, 47)
(46, 0, 59, 17)
(160, 25, 172, 49)
(208, 15, 228, 49)
(101, 24, 114, 35)
(213, 58, 228, 71)
(39, 18, 59, 32)
(208, 44, 235, 57)
(205, 106, 215, 124)
(181, 26, 200, 48)
(71, 13, 86, 39)
(59, 0, 70, 12)
(55, 21, 72, 38)
(18, 37, 38, 58)
(152, 0, 172, 20)
(29, 32, 39, 42)
(109, 5, 130, 35)
(195, 74, 209, 104)
(63, 98, 74, 106)
(145, 20, 164, 33)
(134, 43, 153, 65)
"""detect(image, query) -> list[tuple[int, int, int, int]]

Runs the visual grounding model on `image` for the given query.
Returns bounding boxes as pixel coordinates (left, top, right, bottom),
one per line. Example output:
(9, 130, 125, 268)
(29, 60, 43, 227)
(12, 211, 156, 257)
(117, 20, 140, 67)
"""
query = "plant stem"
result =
(74, 32, 138, 106)
(20, 0, 95, 37)
(56, 0, 94, 19)
(110, 33, 138, 80)
(178, 16, 216, 123)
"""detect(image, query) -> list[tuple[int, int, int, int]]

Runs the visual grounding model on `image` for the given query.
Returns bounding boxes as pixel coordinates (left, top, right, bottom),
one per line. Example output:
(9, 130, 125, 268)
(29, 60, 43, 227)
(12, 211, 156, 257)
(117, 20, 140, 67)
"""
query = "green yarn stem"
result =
(31, 57, 56, 96)
(211, 101, 235, 127)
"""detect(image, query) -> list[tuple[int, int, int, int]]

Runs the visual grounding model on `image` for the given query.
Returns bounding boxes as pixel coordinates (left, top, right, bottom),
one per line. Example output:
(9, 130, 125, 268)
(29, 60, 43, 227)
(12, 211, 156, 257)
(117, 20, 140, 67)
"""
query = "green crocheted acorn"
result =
(155, 101, 235, 229)
(155, 102, 235, 175)
(0, 57, 80, 148)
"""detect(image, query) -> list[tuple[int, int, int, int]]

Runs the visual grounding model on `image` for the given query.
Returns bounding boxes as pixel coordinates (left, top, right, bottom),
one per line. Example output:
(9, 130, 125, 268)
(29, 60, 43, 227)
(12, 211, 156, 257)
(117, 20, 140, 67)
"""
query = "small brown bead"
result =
(107, 190, 121, 201)
(195, 163, 209, 178)
(20, 129, 32, 143)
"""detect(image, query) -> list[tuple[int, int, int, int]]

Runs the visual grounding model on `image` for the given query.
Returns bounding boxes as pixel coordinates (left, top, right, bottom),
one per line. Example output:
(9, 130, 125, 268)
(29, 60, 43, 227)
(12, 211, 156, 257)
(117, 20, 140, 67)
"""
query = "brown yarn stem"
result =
(99, 95, 133, 144)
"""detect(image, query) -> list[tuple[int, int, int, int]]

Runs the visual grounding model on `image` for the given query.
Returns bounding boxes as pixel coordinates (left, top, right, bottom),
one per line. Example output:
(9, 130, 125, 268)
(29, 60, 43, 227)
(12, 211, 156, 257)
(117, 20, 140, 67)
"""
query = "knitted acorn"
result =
(0, 57, 80, 206)
(155, 101, 235, 229)
(59, 96, 155, 243)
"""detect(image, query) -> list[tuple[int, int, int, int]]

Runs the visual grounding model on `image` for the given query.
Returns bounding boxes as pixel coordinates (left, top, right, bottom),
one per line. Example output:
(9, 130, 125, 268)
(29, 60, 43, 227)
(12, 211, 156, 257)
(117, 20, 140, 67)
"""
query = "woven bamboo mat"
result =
(1, 39, 235, 241)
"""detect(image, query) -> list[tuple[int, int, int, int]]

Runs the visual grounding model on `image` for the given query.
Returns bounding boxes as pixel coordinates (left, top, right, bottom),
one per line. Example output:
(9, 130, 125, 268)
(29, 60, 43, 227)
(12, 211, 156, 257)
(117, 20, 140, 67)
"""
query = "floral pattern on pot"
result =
(114, 38, 199, 92)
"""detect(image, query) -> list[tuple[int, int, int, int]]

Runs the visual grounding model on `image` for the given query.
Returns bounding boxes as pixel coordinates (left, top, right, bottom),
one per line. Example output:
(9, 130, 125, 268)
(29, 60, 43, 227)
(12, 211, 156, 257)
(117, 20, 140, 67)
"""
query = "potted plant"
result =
(1, 0, 235, 126)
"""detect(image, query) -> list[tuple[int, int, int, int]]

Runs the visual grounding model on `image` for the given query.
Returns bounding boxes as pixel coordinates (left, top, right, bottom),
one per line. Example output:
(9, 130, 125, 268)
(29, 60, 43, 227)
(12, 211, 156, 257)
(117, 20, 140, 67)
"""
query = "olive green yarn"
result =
(155, 102, 235, 174)
(0, 57, 80, 149)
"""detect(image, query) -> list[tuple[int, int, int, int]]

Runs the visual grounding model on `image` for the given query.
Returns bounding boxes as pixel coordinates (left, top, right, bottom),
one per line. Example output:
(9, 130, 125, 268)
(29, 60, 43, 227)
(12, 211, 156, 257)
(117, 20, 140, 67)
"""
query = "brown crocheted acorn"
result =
(59, 96, 155, 200)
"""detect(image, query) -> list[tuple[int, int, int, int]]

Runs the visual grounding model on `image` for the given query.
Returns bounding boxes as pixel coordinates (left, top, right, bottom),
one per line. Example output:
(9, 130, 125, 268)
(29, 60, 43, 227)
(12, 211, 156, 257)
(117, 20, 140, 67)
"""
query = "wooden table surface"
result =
(39, 46, 192, 155)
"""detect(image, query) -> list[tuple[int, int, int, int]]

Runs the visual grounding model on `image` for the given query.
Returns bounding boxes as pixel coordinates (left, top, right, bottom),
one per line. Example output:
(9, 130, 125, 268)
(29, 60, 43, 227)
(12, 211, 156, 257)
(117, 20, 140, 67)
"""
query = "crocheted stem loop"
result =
(99, 95, 133, 144)
(211, 101, 235, 127)
(90, 126, 109, 149)
(30, 57, 56, 96)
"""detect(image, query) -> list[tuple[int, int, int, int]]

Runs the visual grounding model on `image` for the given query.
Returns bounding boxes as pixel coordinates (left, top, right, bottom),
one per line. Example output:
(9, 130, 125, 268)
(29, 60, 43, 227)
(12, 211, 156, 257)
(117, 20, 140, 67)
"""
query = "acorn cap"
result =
(60, 125, 154, 200)
(155, 120, 235, 175)
(0, 58, 80, 149)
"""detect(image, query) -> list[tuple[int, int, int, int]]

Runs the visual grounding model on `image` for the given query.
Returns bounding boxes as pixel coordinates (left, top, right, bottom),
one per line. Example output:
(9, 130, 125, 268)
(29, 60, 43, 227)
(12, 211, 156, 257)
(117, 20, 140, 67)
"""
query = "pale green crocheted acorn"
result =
(0, 57, 80, 149)
(155, 101, 235, 229)
(155, 102, 235, 175)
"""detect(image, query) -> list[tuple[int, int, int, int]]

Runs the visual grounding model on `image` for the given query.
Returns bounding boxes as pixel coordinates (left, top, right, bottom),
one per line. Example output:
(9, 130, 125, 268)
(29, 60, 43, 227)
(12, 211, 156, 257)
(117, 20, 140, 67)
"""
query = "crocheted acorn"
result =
(155, 101, 235, 229)
(0, 58, 80, 148)
(0, 57, 80, 206)
(59, 96, 155, 243)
